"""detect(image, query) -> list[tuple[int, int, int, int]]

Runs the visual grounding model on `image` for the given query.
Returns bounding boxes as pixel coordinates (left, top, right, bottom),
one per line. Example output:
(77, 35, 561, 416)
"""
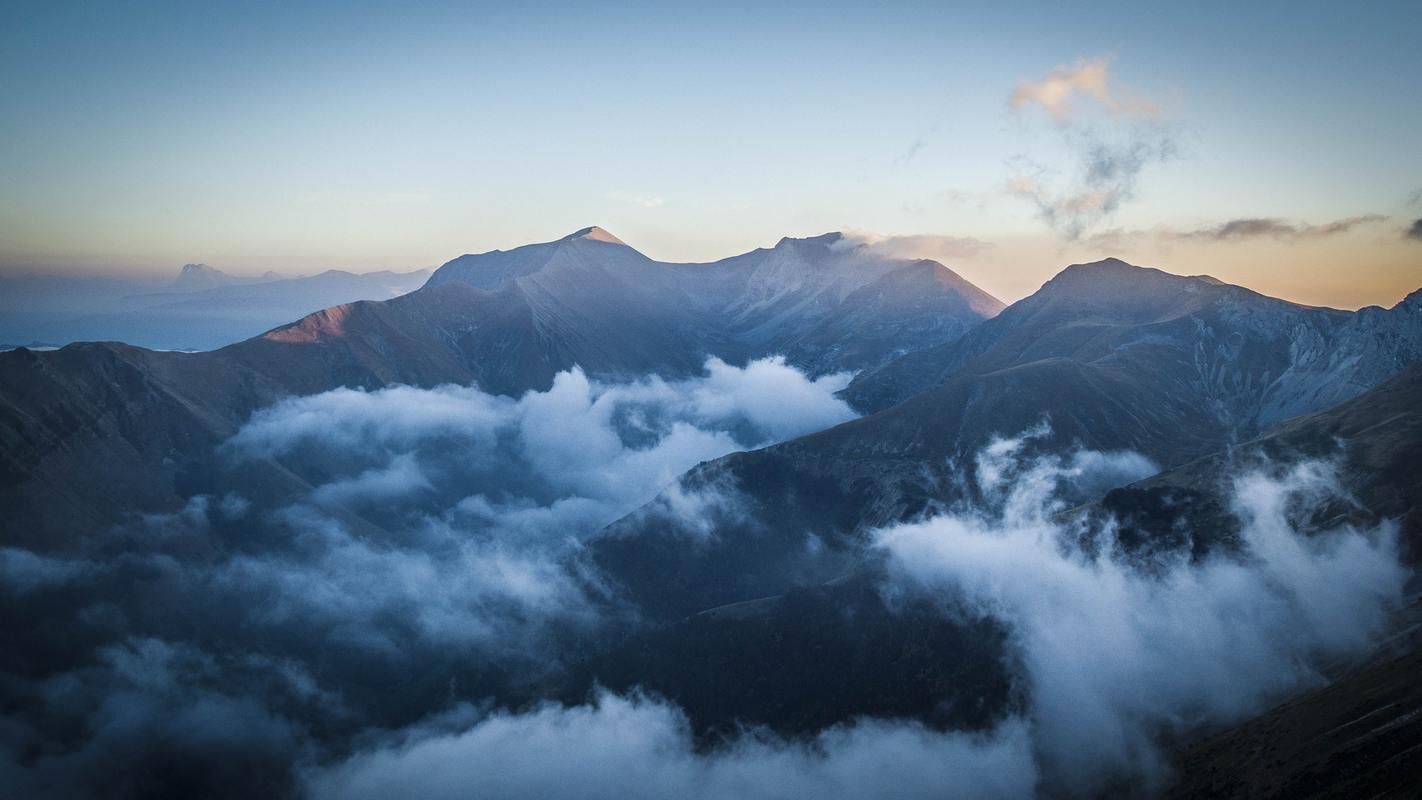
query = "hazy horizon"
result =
(3, 1, 1419, 310)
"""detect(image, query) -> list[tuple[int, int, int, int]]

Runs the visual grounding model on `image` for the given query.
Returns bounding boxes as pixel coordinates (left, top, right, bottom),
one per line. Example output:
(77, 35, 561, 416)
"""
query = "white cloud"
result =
(1005, 56, 1177, 238)
(830, 231, 992, 263)
(1008, 56, 1157, 123)
(307, 692, 1038, 800)
(876, 430, 1408, 794)
(206, 356, 859, 654)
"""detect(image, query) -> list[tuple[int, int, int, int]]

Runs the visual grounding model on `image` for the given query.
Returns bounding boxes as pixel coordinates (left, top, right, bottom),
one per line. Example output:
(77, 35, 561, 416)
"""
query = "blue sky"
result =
(2, 0, 1419, 306)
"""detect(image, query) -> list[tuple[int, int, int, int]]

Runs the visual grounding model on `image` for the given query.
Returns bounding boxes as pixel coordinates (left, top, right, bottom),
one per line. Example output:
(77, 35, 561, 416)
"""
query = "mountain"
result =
(845, 259, 1422, 431)
(565, 364, 1422, 750)
(170, 263, 247, 291)
(421, 226, 1004, 381)
(0, 228, 1001, 541)
(585, 263, 1422, 622)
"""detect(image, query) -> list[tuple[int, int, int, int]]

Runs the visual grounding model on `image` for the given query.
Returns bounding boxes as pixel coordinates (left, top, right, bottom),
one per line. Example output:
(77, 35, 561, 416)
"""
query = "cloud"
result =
(291, 429, 1407, 800)
(1082, 214, 1392, 249)
(608, 191, 666, 208)
(0, 357, 861, 797)
(212, 356, 859, 654)
(1407, 217, 1422, 241)
(875, 429, 1408, 795)
(830, 231, 992, 262)
(3, 387, 1409, 798)
(1174, 215, 1388, 241)
(1005, 129, 1178, 239)
(306, 692, 1038, 800)
(1008, 56, 1158, 124)
(1004, 57, 1177, 239)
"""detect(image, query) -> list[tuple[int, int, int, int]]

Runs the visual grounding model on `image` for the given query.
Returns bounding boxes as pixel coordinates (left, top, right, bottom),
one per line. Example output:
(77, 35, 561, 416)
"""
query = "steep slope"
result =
(1167, 605, 1422, 800)
(845, 260, 1422, 438)
(587, 275, 1422, 623)
(423, 227, 1002, 378)
(569, 366, 1422, 751)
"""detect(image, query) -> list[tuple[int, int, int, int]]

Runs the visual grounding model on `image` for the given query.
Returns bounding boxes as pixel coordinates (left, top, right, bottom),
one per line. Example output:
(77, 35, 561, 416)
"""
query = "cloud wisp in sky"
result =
(1005, 56, 1179, 239)
(1008, 56, 1159, 123)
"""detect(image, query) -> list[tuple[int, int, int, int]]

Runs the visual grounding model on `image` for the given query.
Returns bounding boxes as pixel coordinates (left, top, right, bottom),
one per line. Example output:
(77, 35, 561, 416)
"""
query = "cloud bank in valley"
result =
(309, 694, 1037, 800)
(830, 230, 993, 263)
(298, 427, 1409, 800)
(1, 367, 1408, 800)
(0, 357, 858, 799)
(878, 430, 1409, 795)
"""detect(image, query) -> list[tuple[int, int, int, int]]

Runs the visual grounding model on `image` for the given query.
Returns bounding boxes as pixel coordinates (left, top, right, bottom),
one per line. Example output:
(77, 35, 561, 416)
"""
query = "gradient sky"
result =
(2, 0, 1419, 307)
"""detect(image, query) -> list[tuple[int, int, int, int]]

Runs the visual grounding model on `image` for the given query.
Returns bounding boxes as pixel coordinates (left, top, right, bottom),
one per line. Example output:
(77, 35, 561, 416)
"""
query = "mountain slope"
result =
(845, 260, 1422, 438)
(568, 365, 1422, 752)
(0, 227, 1001, 543)
(586, 269, 1422, 623)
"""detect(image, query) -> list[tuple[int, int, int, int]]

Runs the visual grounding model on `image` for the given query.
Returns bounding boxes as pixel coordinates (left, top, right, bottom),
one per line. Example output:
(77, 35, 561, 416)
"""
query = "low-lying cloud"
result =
(0, 357, 858, 799)
(831, 230, 992, 262)
(878, 430, 1408, 795)
(4, 383, 1409, 800)
(293, 428, 1408, 800)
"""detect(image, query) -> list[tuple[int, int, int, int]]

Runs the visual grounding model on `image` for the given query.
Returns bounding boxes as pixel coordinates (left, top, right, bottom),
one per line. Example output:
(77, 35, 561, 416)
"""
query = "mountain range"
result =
(0, 228, 1001, 543)
(2, 228, 1419, 799)
(583, 258, 1422, 624)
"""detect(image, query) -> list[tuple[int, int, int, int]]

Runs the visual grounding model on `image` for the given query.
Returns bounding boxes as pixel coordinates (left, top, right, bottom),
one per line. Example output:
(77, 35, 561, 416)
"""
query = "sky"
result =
(1, 0, 1419, 308)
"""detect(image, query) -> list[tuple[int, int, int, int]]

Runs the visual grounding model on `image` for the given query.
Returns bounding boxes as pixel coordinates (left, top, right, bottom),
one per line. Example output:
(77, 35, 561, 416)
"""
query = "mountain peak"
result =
(172, 262, 234, 290)
(564, 226, 626, 245)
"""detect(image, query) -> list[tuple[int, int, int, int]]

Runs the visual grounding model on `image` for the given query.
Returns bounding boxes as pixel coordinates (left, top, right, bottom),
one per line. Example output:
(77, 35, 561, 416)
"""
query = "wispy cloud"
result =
(1005, 129, 1177, 239)
(1083, 215, 1390, 250)
(1008, 55, 1158, 124)
(1175, 215, 1388, 241)
(830, 230, 991, 262)
(1005, 56, 1177, 239)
